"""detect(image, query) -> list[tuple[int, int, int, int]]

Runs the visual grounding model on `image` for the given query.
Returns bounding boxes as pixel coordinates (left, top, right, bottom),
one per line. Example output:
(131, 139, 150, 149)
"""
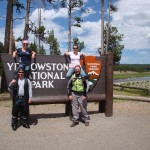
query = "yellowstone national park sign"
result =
(1, 54, 103, 96)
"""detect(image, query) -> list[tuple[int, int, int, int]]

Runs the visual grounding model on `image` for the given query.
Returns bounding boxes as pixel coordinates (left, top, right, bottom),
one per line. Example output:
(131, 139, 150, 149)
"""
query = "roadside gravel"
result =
(0, 100, 150, 150)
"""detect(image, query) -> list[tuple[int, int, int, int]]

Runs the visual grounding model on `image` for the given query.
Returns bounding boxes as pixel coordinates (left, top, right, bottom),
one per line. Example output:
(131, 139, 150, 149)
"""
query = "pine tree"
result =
(46, 30, 61, 55)
(104, 25, 124, 64)
(29, 40, 38, 54)
(39, 45, 46, 55)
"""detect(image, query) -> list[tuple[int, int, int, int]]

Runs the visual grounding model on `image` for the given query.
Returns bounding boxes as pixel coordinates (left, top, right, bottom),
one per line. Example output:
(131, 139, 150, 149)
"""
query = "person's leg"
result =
(24, 65, 31, 79)
(80, 67, 87, 77)
(70, 92, 79, 127)
(11, 103, 19, 131)
(21, 102, 30, 128)
(66, 68, 74, 79)
(78, 96, 89, 126)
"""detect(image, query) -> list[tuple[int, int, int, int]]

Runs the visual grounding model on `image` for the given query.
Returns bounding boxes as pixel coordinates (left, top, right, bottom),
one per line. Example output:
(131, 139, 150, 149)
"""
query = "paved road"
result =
(0, 101, 150, 150)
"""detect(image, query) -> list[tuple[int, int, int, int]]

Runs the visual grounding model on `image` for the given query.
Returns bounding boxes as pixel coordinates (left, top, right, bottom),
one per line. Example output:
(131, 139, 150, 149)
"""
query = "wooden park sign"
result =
(1, 53, 113, 117)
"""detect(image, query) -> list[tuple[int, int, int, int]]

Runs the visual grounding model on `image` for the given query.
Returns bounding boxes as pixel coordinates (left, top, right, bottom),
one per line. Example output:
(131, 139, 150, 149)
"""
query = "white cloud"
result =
(72, 20, 101, 55)
(112, 0, 150, 50)
(23, 5, 101, 55)
(81, 7, 97, 18)
(13, 7, 69, 50)
(43, 8, 68, 20)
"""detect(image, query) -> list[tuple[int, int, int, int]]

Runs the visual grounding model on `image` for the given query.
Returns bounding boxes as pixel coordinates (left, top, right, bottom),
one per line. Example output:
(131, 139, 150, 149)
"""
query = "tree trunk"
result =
(101, 0, 104, 54)
(68, 0, 72, 51)
(24, 0, 31, 40)
(38, 1, 42, 52)
(106, 0, 111, 53)
(9, 14, 13, 54)
(4, 0, 13, 53)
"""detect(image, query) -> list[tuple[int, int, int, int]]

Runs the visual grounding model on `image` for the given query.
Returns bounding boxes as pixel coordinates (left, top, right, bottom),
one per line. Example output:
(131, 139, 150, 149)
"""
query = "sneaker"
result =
(70, 122, 79, 127)
(85, 122, 89, 126)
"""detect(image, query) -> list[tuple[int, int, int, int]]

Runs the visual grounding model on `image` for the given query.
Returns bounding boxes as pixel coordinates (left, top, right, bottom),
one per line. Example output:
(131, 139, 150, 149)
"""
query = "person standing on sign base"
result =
(13, 40, 36, 79)
(64, 44, 86, 79)
(67, 65, 89, 127)
(8, 67, 32, 131)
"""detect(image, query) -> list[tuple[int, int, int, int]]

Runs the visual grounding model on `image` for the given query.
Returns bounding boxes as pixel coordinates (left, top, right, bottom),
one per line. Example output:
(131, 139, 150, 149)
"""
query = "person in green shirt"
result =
(67, 65, 89, 127)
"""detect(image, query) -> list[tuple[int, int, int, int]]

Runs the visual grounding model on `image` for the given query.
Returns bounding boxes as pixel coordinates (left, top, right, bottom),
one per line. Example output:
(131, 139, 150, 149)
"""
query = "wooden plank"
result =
(31, 94, 106, 105)
(105, 52, 113, 117)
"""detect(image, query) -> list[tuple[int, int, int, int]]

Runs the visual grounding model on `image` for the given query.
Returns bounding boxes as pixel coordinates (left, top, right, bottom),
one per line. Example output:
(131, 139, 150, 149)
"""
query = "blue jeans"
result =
(66, 67, 87, 78)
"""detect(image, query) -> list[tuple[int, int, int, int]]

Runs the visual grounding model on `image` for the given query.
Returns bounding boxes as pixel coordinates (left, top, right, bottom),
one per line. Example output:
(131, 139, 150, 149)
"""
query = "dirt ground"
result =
(0, 99, 150, 150)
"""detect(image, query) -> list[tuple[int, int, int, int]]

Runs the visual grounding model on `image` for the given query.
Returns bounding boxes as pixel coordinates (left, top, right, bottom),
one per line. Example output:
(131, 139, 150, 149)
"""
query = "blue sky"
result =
(0, 0, 150, 64)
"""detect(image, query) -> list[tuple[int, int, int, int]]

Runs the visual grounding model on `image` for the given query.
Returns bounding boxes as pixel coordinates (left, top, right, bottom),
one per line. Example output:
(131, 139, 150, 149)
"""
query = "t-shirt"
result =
(68, 51, 82, 68)
(17, 48, 31, 65)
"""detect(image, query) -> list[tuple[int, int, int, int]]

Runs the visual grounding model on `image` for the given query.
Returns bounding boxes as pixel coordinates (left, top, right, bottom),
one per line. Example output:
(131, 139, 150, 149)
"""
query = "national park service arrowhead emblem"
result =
(80, 56, 102, 91)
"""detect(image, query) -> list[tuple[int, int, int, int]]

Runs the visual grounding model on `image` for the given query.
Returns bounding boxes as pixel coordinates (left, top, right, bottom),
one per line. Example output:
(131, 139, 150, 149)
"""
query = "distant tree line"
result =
(114, 64, 150, 72)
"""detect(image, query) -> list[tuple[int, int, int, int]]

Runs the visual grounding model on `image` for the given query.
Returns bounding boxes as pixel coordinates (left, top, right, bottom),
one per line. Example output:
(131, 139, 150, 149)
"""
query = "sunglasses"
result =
(73, 48, 78, 49)
(18, 72, 24, 74)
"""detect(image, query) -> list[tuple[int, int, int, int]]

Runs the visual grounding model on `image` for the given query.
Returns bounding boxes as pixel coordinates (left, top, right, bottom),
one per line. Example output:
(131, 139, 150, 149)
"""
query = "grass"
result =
(113, 87, 149, 97)
(113, 72, 150, 79)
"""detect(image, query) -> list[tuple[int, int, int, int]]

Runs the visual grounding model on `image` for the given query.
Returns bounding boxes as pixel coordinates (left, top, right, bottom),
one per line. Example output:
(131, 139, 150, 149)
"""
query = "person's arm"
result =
(8, 79, 17, 91)
(67, 78, 73, 100)
(83, 79, 87, 96)
(31, 51, 36, 59)
(80, 52, 85, 57)
(27, 79, 32, 103)
(64, 51, 70, 56)
(12, 50, 17, 58)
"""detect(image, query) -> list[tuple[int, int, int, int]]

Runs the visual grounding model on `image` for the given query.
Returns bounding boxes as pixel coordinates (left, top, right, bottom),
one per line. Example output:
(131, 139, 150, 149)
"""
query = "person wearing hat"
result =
(67, 65, 90, 127)
(13, 40, 36, 79)
(8, 67, 32, 131)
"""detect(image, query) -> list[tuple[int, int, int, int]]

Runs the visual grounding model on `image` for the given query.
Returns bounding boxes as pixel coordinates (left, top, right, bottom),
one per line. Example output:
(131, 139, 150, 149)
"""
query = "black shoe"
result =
(85, 122, 89, 126)
(70, 122, 79, 127)
(23, 124, 30, 129)
(12, 125, 17, 131)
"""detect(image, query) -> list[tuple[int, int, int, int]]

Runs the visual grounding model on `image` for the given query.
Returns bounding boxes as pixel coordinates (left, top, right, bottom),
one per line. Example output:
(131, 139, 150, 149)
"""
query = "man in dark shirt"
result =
(8, 67, 32, 131)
